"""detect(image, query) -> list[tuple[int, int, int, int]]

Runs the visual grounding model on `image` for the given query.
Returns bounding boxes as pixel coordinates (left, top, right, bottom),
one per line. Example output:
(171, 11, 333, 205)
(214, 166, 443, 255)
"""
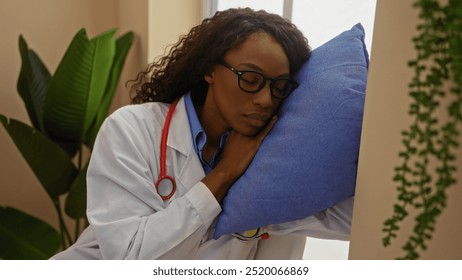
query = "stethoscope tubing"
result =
(155, 100, 178, 200)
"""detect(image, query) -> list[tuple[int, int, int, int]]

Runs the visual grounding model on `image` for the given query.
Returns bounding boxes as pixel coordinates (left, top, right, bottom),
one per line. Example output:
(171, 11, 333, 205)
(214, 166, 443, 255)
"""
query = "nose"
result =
(252, 81, 273, 108)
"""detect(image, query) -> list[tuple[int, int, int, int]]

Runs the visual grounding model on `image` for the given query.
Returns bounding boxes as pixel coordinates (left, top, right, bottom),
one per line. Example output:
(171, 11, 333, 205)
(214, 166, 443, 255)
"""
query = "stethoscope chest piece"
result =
(155, 175, 176, 200)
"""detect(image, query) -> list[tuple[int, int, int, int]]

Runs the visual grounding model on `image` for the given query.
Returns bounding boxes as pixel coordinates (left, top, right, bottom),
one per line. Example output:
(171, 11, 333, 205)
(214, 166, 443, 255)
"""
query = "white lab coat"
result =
(52, 97, 354, 260)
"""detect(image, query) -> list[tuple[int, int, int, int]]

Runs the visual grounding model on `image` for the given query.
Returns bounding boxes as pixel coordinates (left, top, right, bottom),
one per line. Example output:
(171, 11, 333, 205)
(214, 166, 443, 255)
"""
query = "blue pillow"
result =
(214, 24, 369, 238)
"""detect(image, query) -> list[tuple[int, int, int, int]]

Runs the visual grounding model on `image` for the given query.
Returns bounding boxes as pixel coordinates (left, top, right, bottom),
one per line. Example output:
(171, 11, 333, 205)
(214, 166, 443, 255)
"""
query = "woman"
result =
(52, 8, 352, 260)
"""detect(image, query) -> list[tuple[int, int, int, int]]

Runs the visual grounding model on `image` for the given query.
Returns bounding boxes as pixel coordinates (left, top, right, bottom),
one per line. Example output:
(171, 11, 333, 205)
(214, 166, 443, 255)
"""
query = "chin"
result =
(238, 125, 264, 137)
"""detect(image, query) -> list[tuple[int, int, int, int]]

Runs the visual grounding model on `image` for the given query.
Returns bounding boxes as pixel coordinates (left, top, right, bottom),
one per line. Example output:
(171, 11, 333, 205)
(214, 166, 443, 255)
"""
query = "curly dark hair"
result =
(129, 7, 311, 104)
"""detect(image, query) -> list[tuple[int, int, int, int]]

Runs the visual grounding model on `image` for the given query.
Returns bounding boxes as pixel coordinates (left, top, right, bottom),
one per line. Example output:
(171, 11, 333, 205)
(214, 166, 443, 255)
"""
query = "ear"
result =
(204, 70, 215, 84)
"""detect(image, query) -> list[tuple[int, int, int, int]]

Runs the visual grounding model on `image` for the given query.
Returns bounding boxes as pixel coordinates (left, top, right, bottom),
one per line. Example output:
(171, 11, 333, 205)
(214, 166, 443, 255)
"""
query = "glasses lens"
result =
(239, 72, 265, 92)
(271, 78, 297, 98)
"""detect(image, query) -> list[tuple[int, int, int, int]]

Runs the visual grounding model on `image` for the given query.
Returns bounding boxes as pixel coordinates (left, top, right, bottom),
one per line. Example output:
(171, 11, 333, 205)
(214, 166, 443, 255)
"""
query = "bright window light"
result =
(292, 0, 376, 52)
(209, 0, 377, 53)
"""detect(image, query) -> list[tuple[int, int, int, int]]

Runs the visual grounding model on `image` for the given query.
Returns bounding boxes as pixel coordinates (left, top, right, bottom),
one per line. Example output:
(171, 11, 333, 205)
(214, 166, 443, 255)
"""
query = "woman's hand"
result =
(202, 116, 277, 202)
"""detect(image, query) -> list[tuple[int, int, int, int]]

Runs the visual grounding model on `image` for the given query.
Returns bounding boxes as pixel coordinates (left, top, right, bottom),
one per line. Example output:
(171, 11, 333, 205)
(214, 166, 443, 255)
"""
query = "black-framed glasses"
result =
(219, 60, 299, 99)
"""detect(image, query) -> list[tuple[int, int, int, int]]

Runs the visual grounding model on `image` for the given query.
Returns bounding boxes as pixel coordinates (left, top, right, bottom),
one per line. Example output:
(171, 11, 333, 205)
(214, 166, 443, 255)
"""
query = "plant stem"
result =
(73, 146, 84, 240)
(54, 198, 73, 248)
(78, 146, 83, 170)
(75, 218, 81, 241)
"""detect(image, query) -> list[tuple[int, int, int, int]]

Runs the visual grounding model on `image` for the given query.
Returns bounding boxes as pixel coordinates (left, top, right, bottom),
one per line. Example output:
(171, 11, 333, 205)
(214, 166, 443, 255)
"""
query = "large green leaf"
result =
(0, 206, 60, 259)
(65, 162, 88, 219)
(85, 31, 135, 148)
(0, 115, 78, 199)
(43, 28, 116, 144)
(17, 35, 51, 132)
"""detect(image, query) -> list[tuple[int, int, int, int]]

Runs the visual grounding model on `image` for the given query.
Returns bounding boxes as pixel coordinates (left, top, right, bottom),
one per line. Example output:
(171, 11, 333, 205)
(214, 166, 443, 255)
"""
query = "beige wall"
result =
(349, 0, 462, 259)
(0, 0, 200, 231)
(148, 0, 202, 63)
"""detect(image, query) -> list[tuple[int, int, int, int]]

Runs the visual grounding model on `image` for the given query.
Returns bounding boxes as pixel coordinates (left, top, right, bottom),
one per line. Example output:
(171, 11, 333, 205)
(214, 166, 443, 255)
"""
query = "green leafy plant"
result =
(0, 28, 134, 259)
(382, 0, 462, 259)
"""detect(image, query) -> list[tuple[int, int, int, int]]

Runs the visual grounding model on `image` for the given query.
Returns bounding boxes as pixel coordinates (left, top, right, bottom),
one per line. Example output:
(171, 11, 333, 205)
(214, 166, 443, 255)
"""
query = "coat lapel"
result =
(165, 97, 206, 195)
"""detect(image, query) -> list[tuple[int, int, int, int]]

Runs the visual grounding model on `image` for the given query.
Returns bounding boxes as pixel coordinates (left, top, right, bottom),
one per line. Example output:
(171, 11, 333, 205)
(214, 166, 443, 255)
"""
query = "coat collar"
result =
(166, 96, 193, 157)
(165, 96, 206, 193)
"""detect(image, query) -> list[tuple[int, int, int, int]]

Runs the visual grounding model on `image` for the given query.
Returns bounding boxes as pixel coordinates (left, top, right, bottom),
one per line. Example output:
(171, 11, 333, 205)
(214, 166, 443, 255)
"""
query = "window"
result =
(203, 0, 376, 52)
(291, 0, 376, 51)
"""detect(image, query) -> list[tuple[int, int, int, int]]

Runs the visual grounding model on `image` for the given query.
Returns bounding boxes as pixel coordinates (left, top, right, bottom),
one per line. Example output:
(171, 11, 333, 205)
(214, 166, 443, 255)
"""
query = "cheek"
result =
(209, 83, 242, 122)
(217, 91, 245, 121)
(213, 78, 245, 115)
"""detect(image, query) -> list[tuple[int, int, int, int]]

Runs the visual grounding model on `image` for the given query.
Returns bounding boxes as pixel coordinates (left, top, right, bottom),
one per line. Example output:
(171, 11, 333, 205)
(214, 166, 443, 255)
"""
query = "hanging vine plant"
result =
(382, 0, 462, 259)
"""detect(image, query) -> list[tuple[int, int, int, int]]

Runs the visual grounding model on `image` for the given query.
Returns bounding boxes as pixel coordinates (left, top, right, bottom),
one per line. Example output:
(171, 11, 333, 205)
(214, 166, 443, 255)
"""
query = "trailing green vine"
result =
(382, 0, 462, 260)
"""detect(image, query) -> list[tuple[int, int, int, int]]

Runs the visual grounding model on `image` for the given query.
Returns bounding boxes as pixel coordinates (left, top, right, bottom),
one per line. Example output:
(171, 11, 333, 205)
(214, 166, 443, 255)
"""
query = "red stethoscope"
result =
(154, 100, 178, 200)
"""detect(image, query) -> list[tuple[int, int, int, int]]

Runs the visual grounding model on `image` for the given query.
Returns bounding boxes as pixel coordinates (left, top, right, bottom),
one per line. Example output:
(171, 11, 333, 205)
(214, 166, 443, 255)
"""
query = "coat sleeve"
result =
(86, 106, 221, 259)
(265, 196, 354, 241)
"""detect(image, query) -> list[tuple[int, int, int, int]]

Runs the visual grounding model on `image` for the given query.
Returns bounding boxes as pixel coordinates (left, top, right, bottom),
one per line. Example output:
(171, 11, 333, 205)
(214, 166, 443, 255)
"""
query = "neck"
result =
(200, 111, 222, 163)
(199, 94, 229, 146)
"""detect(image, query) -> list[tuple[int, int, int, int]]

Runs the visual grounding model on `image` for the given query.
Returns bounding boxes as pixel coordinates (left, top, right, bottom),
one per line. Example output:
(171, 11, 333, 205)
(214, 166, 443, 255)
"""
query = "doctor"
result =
(52, 8, 353, 260)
